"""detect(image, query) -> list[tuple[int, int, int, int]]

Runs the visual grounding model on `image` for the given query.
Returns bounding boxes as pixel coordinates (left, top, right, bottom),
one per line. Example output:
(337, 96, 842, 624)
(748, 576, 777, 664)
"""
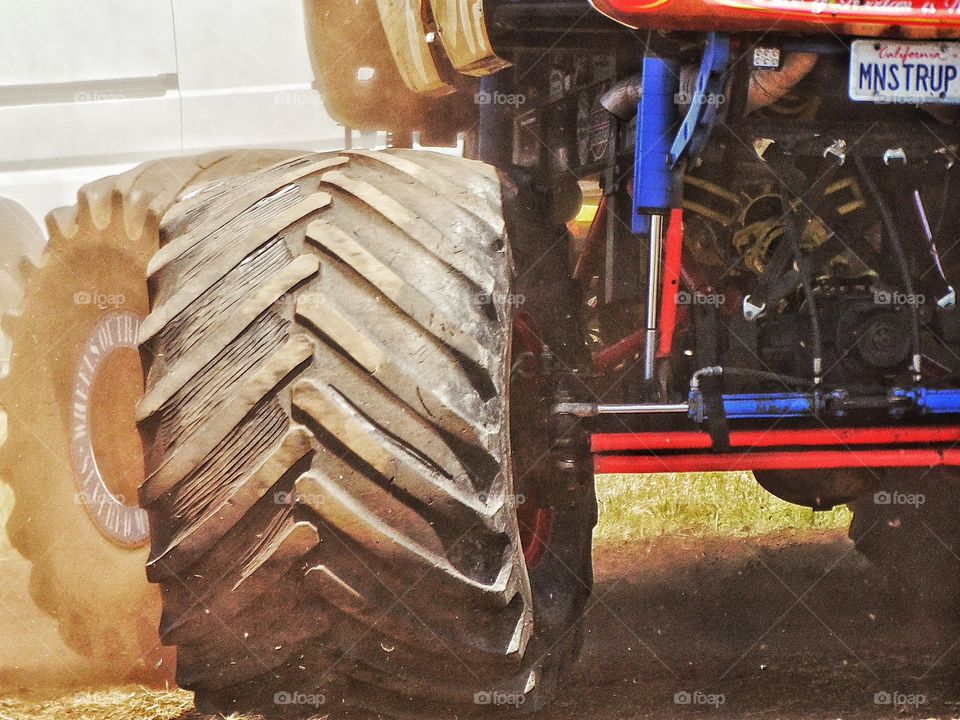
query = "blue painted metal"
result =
(892, 388, 960, 414)
(687, 391, 818, 422)
(688, 388, 960, 422)
(632, 36, 731, 232)
(670, 32, 731, 167)
(722, 393, 819, 419)
(632, 56, 680, 234)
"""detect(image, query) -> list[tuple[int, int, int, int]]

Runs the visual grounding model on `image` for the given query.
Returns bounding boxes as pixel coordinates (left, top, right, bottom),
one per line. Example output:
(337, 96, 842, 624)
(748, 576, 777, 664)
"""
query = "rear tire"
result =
(0, 150, 302, 679)
(848, 468, 960, 608)
(138, 149, 594, 715)
(0, 197, 44, 378)
(848, 468, 960, 644)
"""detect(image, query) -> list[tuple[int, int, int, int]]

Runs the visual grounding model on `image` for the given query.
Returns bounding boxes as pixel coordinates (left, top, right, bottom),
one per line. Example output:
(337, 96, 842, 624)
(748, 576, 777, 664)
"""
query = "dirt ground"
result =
(3, 526, 960, 719)
(550, 531, 960, 720)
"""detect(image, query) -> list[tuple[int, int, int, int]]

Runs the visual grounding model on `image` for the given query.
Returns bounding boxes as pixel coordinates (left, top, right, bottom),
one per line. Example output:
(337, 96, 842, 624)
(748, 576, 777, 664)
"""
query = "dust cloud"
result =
(0, 482, 97, 689)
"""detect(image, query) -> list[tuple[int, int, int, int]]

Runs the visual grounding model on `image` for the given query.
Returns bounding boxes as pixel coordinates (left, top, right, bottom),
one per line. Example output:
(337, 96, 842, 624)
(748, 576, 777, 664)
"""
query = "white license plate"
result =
(849, 39, 960, 105)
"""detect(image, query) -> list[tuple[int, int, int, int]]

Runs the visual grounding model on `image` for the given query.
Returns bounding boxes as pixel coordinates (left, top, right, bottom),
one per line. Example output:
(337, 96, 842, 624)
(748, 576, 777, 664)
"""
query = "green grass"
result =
(594, 472, 852, 545)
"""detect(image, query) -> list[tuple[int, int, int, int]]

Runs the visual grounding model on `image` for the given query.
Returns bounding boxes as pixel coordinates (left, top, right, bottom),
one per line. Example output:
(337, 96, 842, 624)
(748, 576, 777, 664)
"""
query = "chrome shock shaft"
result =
(644, 213, 666, 380)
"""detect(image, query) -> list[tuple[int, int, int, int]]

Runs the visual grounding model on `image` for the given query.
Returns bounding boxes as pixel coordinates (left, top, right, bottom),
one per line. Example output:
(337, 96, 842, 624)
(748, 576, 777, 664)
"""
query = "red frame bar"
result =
(593, 329, 646, 373)
(657, 208, 684, 358)
(592, 426, 960, 452)
(595, 448, 960, 473)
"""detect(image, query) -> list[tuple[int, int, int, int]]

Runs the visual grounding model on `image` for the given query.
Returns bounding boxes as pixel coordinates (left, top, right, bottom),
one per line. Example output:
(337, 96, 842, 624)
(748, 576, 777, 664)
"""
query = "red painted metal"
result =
(657, 208, 684, 359)
(593, 329, 646, 372)
(513, 311, 544, 381)
(511, 315, 555, 570)
(592, 426, 960, 452)
(590, 0, 960, 33)
(518, 502, 554, 569)
(595, 448, 960, 473)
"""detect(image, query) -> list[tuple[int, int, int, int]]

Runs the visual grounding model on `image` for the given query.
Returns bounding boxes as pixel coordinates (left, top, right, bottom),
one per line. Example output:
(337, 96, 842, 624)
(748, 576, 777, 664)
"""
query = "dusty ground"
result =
(551, 531, 960, 720)
(3, 523, 960, 719)
(0, 484, 89, 693)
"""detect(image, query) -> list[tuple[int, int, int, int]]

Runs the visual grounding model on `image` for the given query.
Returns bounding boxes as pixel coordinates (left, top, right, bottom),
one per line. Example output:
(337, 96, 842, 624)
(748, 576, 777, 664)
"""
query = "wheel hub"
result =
(70, 311, 149, 545)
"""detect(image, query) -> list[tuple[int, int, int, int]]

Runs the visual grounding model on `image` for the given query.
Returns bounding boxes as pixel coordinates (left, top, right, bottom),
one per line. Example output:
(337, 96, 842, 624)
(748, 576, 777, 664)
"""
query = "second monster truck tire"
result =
(848, 469, 960, 609)
(139, 149, 594, 715)
(0, 150, 304, 679)
(0, 197, 44, 378)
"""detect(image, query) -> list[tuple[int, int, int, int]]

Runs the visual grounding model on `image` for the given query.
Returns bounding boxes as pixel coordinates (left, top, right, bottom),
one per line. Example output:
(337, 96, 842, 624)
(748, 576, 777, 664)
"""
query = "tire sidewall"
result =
(4, 232, 168, 676)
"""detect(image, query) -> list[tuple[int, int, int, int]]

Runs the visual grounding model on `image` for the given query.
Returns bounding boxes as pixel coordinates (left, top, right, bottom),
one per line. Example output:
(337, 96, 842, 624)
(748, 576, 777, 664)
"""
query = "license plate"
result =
(849, 39, 960, 105)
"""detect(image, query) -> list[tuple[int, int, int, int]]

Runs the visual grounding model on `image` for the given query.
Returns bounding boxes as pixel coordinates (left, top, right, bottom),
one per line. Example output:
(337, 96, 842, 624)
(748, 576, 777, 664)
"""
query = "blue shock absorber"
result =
(633, 57, 679, 379)
(632, 56, 679, 234)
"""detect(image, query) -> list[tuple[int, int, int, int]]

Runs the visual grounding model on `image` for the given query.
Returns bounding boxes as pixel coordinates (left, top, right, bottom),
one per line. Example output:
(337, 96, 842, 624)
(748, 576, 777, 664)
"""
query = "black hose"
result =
(722, 366, 813, 388)
(853, 154, 923, 381)
(691, 366, 812, 390)
(932, 170, 952, 247)
(780, 194, 824, 382)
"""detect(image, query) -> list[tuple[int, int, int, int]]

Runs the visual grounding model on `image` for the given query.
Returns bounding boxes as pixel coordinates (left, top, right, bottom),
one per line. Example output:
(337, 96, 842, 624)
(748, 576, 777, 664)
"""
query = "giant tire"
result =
(137, 149, 595, 715)
(0, 197, 44, 378)
(0, 196, 44, 474)
(848, 468, 960, 607)
(0, 150, 303, 679)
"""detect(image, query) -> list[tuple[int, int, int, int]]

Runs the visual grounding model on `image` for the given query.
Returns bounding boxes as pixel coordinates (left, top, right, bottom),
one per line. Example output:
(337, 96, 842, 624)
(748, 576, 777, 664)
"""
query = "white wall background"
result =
(0, 0, 372, 228)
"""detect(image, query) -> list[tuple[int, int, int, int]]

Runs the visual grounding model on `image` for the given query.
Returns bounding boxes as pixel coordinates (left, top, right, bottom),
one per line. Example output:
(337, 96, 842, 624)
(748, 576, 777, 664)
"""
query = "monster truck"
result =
(10, 0, 960, 714)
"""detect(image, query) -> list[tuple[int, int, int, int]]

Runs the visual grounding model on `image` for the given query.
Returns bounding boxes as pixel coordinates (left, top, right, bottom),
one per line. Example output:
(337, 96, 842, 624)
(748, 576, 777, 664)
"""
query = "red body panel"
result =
(591, 0, 960, 35)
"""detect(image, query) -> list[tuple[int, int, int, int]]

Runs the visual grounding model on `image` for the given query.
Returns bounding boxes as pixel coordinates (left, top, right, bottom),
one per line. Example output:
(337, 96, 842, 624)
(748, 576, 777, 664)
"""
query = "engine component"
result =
(745, 53, 818, 113)
(599, 73, 641, 120)
(837, 303, 913, 371)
